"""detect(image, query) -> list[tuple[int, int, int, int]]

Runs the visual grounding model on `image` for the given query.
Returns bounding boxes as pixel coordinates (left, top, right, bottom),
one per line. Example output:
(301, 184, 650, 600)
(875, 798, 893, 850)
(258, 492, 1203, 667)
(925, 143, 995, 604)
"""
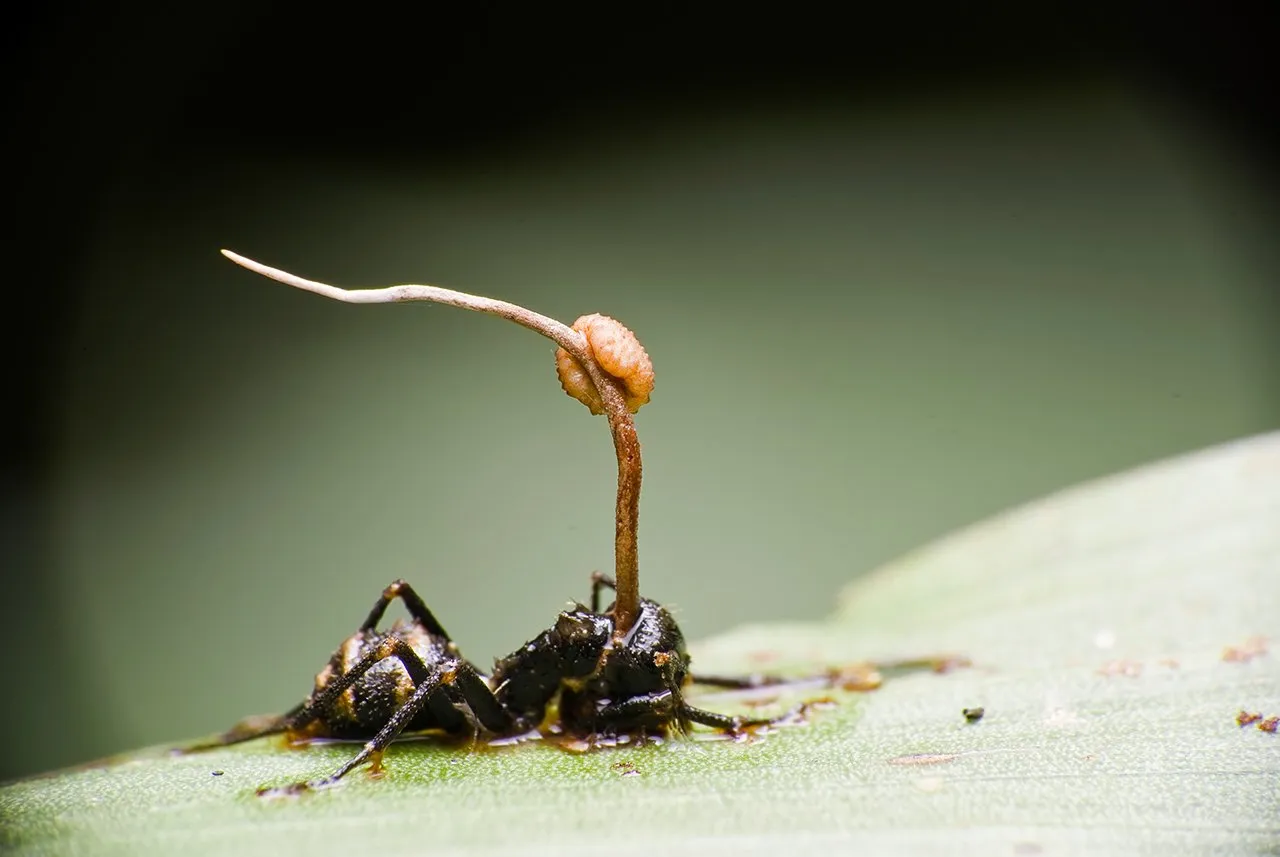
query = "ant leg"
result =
(690, 674, 790, 689)
(267, 671, 452, 793)
(284, 635, 444, 733)
(452, 665, 515, 734)
(360, 579, 452, 639)
(268, 660, 513, 793)
(680, 704, 791, 733)
(692, 654, 968, 690)
(589, 571, 616, 613)
(585, 692, 789, 737)
(285, 636, 513, 737)
(177, 701, 307, 753)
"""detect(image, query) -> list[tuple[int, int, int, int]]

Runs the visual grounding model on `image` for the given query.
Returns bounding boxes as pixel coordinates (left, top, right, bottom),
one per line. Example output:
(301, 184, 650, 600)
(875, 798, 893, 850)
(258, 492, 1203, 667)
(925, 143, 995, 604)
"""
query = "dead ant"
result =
(188, 252, 962, 794)
(183, 572, 795, 793)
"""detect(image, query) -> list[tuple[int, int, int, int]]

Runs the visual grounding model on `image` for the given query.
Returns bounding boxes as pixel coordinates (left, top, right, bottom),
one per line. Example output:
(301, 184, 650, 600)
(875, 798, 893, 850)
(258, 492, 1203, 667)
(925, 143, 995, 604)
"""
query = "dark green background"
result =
(6, 7, 1277, 781)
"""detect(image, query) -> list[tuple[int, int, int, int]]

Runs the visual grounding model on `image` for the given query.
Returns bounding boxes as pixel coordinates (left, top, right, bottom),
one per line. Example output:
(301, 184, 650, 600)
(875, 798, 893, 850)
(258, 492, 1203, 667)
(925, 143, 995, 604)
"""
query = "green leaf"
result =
(4, 434, 1278, 856)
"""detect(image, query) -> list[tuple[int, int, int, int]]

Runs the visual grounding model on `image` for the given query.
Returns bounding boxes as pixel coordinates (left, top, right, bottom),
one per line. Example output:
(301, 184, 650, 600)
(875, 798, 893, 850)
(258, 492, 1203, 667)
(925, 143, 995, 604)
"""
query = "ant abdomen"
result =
(309, 624, 473, 739)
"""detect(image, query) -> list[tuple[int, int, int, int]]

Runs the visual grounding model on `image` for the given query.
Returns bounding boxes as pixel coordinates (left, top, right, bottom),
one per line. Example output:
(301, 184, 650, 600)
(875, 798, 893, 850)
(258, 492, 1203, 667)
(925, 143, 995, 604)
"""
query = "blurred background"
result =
(5, 6, 1277, 781)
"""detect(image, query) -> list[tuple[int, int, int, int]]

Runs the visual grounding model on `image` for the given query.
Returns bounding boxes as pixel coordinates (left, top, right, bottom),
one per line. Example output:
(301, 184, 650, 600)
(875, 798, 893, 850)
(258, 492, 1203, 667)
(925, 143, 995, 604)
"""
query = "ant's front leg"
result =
(680, 703, 798, 735)
(690, 674, 792, 689)
(584, 690, 790, 739)
(691, 654, 970, 691)
(589, 571, 616, 613)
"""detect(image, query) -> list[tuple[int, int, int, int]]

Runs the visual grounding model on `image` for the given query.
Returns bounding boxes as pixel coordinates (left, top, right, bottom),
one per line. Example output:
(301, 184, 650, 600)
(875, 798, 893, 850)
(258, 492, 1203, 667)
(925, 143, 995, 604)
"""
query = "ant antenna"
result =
(220, 250, 649, 635)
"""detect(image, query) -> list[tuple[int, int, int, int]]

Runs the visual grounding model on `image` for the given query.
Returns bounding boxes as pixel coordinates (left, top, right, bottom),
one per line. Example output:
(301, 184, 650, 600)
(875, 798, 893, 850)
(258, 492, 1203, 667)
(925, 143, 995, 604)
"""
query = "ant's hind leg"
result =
(263, 660, 512, 794)
(186, 632, 443, 754)
(283, 636, 514, 738)
(360, 579, 452, 639)
(177, 701, 307, 753)
(283, 635, 441, 735)
(263, 673, 451, 794)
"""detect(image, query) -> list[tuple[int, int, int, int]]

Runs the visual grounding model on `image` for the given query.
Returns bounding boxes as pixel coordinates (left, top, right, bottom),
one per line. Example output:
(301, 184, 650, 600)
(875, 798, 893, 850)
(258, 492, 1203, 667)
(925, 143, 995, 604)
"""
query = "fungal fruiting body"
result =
(555, 313, 654, 415)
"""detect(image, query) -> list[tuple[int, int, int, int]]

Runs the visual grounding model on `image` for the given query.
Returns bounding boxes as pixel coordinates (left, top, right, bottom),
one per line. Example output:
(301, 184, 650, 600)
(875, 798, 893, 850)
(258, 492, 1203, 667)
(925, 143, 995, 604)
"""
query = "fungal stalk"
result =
(220, 250, 651, 635)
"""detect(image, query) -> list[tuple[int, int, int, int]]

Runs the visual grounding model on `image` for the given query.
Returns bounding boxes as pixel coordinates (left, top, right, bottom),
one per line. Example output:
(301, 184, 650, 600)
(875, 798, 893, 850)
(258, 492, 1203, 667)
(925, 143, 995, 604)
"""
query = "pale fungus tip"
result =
(555, 314, 654, 415)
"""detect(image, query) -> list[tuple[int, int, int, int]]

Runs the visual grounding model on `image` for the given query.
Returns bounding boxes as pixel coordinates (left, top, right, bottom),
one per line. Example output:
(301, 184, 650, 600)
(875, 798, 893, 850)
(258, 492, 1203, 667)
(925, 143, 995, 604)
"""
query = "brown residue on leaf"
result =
(1222, 635, 1269, 663)
(366, 749, 386, 778)
(1258, 717, 1279, 734)
(930, 655, 972, 674)
(888, 753, 959, 766)
(611, 761, 640, 777)
(740, 694, 782, 709)
(1236, 710, 1263, 727)
(828, 663, 884, 692)
(1097, 659, 1143, 678)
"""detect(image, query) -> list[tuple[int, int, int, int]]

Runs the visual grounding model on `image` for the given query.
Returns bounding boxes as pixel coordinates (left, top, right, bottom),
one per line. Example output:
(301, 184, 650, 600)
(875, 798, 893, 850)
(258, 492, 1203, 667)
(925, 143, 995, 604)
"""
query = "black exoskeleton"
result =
(185, 574, 784, 792)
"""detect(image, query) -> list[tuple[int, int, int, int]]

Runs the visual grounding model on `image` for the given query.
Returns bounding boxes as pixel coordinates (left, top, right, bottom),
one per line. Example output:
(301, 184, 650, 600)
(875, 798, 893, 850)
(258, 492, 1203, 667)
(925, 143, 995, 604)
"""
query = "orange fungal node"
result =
(556, 313, 654, 414)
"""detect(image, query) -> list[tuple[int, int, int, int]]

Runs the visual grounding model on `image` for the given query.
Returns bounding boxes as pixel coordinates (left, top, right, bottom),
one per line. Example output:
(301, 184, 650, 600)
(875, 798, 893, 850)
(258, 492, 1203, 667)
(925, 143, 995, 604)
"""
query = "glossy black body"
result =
(187, 576, 767, 791)
(493, 598, 691, 736)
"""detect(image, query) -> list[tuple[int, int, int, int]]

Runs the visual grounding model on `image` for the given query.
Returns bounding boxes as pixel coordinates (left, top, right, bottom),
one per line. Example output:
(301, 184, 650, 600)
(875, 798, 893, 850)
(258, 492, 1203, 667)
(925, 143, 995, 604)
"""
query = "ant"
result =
(195, 252, 965, 794)
(183, 572, 796, 793)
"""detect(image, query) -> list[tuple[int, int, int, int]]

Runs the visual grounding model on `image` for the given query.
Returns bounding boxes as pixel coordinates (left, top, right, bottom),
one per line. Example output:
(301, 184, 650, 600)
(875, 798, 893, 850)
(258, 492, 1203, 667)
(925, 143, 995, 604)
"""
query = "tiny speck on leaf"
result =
(962, 707, 985, 723)
(211, 771, 224, 777)
(888, 753, 958, 766)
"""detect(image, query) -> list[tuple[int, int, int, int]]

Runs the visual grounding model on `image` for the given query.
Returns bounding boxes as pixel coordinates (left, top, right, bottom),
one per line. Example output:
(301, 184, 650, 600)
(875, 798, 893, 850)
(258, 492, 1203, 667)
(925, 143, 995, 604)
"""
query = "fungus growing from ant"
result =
(220, 250, 649, 635)
(189, 251, 963, 794)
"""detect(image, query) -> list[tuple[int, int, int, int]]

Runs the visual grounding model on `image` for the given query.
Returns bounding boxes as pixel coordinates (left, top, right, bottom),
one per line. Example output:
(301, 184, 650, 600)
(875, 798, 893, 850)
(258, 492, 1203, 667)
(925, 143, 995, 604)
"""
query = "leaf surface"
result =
(4, 434, 1278, 856)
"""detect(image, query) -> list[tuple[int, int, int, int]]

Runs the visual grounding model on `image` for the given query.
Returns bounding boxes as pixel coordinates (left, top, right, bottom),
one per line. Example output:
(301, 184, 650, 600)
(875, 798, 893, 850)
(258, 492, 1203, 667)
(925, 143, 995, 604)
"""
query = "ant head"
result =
(556, 598, 693, 737)
(605, 599, 692, 693)
(551, 607, 613, 677)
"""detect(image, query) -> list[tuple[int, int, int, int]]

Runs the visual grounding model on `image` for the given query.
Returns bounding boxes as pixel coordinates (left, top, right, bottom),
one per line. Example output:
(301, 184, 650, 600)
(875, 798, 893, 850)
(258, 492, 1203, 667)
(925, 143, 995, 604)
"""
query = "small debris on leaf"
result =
(827, 663, 883, 692)
(962, 707, 985, 723)
(1259, 717, 1279, 734)
(1222, 635, 1269, 663)
(211, 770, 224, 776)
(1096, 659, 1143, 678)
(611, 761, 640, 777)
(1236, 710, 1263, 727)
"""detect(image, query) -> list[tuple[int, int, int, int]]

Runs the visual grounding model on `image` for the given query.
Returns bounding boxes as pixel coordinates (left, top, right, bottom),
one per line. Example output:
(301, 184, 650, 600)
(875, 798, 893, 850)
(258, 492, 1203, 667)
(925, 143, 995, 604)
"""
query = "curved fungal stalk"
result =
(220, 250, 648, 635)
